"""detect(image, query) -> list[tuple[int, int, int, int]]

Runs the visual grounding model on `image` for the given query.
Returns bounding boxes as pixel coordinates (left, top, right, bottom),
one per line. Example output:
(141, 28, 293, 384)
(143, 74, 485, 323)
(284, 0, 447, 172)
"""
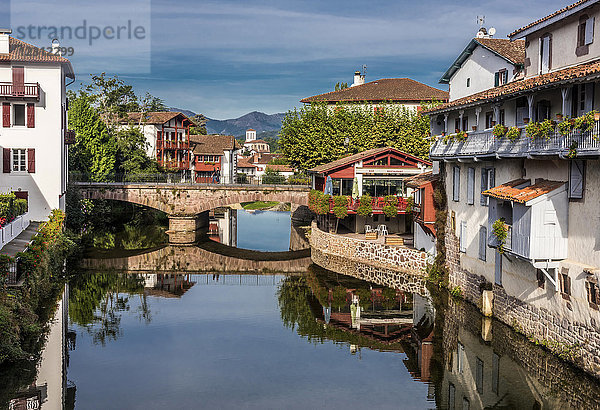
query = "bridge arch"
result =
(76, 183, 310, 215)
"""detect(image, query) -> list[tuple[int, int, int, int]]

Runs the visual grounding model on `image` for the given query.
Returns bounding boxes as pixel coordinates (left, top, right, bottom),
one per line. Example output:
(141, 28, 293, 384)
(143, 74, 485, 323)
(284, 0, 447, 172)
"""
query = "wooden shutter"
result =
(12, 66, 24, 96)
(479, 226, 487, 261)
(2, 148, 10, 173)
(569, 160, 584, 199)
(460, 221, 467, 253)
(27, 148, 35, 173)
(494, 72, 499, 87)
(467, 167, 475, 205)
(26, 103, 35, 128)
(480, 168, 488, 205)
(503, 70, 508, 84)
(585, 17, 595, 45)
(488, 168, 495, 188)
(453, 166, 460, 202)
(2, 103, 10, 128)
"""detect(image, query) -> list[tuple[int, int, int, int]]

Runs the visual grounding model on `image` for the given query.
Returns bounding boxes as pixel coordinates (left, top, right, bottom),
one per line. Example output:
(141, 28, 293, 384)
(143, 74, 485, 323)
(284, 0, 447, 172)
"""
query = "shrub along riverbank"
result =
(0, 210, 78, 366)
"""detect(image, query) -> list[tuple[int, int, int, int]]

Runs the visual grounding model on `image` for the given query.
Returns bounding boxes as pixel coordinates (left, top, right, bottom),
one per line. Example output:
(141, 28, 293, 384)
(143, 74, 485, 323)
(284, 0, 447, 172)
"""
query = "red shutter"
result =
(2, 103, 10, 128)
(27, 103, 35, 128)
(27, 148, 35, 173)
(3, 148, 10, 173)
(12, 66, 24, 96)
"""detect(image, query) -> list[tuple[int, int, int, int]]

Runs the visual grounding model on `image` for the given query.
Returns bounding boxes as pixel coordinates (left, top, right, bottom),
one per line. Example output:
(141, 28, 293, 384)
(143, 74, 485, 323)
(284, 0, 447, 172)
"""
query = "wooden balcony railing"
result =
(430, 121, 600, 159)
(328, 196, 409, 214)
(158, 159, 190, 170)
(0, 82, 40, 99)
(64, 130, 76, 145)
(157, 140, 189, 150)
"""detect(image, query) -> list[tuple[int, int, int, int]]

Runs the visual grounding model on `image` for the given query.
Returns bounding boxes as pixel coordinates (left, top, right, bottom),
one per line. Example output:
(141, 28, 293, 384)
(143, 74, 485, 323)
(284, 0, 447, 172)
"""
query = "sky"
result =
(7, 0, 572, 119)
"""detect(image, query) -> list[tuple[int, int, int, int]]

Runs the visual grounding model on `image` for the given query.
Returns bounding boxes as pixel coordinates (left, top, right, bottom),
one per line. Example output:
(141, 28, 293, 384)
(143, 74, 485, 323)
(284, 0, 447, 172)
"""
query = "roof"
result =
(237, 157, 257, 169)
(0, 37, 74, 78)
(250, 153, 279, 164)
(246, 139, 268, 144)
(266, 164, 295, 173)
(190, 134, 239, 155)
(247, 128, 255, 131)
(300, 78, 448, 104)
(440, 38, 525, 84)
(405, 171, 439, 188)
(121, 111, 192, 125)
(509, 0, 596, 38)
(309, 147, 431, 174)
(482, 179, 565, 204)
(426, 57, 600, 114)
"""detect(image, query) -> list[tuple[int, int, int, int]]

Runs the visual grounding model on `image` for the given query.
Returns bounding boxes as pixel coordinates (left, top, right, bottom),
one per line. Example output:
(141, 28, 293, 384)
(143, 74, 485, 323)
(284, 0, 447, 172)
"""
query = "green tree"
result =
(68, 94, 117, 181)
(114, 126, 160, 175)
(279, 102, 432, 170)
(190, 113, 208, 135)
(334, 82, 349, 91)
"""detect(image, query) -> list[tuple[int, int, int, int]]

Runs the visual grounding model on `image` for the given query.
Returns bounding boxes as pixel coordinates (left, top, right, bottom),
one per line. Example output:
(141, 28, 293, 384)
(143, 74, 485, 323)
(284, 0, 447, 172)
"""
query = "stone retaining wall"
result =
(445, 214, 600, 378)
(309, 221, 429, 275)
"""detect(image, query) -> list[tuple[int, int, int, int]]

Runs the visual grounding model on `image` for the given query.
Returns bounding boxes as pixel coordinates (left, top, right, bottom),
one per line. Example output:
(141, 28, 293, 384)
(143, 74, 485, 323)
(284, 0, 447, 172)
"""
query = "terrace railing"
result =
(0, 82, 40, 99)
(327, 196, 409, 214)
(430, 121, 600, 159)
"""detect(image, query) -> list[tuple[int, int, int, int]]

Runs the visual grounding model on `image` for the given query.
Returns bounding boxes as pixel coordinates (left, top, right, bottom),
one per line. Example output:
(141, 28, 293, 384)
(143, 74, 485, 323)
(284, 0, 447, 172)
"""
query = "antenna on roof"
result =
(477, 15, 485, 28)
(362, 64, 367, 76)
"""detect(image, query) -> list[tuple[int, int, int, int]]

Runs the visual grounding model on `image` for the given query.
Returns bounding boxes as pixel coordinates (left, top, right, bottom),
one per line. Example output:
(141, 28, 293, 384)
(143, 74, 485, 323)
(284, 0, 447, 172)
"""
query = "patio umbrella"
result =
(324, 176, 333, 195)
(352, 177, 359, 199)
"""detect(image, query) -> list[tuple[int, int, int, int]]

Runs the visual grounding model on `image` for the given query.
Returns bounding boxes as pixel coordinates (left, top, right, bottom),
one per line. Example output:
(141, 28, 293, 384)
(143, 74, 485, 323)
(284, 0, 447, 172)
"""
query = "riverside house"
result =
(426, 0, 600, 376)
(0, 31, 74, 221)
(119, 111, 194, 172)
(308, 147, 431, 234)
(189, 134, 241, 184)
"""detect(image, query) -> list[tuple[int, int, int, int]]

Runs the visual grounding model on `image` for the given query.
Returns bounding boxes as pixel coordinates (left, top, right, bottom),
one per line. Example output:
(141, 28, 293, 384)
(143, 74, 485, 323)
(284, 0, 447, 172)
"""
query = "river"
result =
(3, 207, 600, 409)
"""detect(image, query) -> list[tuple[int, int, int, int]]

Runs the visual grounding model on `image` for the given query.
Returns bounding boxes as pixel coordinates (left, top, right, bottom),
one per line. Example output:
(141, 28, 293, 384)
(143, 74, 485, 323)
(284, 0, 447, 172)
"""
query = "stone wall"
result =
(445, 213, 600, 378)
(309, 221, 429, 275)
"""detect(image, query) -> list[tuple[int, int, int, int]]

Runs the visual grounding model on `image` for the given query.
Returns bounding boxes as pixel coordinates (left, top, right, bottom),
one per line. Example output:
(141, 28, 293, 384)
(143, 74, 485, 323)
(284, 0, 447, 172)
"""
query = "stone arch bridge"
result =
(74, 182, 311, 243)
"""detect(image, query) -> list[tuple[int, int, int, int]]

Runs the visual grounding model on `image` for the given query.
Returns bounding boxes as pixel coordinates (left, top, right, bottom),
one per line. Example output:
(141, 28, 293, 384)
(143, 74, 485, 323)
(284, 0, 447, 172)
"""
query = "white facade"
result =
(245, 129, 256, 142)
(0, 36, 73, 221)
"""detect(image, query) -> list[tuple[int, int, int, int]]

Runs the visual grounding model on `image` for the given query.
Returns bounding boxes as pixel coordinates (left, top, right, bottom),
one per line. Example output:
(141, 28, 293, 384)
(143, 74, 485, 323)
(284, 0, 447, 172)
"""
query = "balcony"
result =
(158, 159, 190, 170)
(327, 196, 409, 215)
(65, 130, 76, 144)
(0, 82, 40, 100)
(430, 121, 600, 160)
(157, 140, 189, 150)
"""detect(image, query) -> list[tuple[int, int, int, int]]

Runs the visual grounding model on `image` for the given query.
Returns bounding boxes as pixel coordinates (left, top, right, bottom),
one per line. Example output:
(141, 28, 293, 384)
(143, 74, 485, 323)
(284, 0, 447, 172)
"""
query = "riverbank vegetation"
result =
(279, 102, 433, 170)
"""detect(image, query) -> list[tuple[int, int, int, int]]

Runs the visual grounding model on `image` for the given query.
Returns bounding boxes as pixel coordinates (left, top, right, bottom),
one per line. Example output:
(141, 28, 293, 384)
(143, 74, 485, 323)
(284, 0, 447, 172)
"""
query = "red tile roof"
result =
(1, 37, 74, 77)
(190, 134, 239, 155)
(121, 111, 193, 125)
(425, 58, 600, 114)
(309, 147, 431, 174)
(405, 171, 439, 188)
(509, 0, 594, 38)
(482, 179, 565, 203)
(474, 38, 525, 65)
(250, 153, 280, 164)
(266, 164, 295, 173)
(237, 157, 257, 169)
(301, 78, 448, 104)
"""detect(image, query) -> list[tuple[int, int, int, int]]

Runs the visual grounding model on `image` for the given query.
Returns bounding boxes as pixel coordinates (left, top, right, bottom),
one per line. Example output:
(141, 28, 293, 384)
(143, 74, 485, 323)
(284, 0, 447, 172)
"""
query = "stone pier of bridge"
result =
(167, 212, 210, 244)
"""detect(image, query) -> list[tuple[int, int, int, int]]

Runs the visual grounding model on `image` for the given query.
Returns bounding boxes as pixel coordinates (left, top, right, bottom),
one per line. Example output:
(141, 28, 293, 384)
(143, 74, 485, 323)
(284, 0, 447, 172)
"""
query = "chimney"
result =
(0, 29, 11, 55)
(352, 70, 365, 87)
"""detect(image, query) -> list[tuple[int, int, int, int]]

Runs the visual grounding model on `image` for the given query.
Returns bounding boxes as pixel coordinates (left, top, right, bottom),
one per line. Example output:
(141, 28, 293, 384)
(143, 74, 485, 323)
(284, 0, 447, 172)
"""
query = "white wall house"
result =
(0, 32, 74, 221)
(190, 134, 241, 184)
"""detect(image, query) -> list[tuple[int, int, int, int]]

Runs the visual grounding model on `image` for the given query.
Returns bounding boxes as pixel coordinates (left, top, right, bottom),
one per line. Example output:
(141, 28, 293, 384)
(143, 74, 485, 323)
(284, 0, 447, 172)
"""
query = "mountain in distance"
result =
(169, 108, 285, 137)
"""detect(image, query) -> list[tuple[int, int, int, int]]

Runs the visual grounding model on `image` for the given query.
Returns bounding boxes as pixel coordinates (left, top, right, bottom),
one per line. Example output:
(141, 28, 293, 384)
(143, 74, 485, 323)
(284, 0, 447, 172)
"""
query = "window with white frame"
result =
(12, 149, 26, 172)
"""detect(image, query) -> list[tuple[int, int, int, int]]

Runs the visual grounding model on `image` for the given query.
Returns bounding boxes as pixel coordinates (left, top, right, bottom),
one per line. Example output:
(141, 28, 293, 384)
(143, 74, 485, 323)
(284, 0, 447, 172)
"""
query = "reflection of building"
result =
(142, 274, 195, 297)
(9, 285, 74, 410)
(209, 207, 237, 247)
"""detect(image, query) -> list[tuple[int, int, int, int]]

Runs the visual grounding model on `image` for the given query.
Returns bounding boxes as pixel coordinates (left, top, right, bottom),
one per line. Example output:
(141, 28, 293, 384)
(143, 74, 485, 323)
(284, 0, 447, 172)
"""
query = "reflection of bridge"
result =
(75, 182, 310, 243)
(82, 243, 312, 274)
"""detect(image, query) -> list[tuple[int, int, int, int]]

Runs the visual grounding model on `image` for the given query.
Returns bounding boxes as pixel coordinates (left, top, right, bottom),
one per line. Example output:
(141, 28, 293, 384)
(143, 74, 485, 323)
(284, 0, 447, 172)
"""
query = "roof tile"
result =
(509, 0, 594, 38)
(190, 134, 238, 155)
(474, 38, 525, 65)
(483, 179, 565, 203)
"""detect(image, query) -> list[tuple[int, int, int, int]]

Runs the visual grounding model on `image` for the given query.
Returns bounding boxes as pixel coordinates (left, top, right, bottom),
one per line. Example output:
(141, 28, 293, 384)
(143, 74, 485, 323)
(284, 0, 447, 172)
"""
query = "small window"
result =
(560, 271, 571, 300)
(459, 221, 467, 253)
(536, 269, 545, 289)
(454, 118, 460, 133)
(462, 116, 468, 132)
(466, 78, 471, 87)
(577, 15, 594, 54)
(13, 104, 25, 126)
(499, 109, 505, 126)
(12, 148, 26, 172)
(540, 34, 551, 74)
(586, 280, 599, 310)
(494, 70, 508, 87)
(485, 112, 493, 129)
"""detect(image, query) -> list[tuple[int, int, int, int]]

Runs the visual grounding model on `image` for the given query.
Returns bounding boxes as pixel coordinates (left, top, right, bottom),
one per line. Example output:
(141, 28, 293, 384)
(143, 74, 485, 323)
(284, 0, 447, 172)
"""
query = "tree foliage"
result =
(279, 102, 432, 170)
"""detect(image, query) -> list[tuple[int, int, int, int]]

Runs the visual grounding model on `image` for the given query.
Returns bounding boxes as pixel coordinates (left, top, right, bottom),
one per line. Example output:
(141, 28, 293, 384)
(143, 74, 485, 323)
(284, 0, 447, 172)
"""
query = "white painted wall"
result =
(449, 46, 516, 101)
(0, 63, 69, 221)
(414, 221, 436, 255)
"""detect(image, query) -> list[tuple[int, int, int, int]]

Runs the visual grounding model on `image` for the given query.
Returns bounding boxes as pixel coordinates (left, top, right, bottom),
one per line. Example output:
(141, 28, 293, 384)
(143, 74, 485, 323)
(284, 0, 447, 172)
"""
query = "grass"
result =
(241, 201, 279, 210)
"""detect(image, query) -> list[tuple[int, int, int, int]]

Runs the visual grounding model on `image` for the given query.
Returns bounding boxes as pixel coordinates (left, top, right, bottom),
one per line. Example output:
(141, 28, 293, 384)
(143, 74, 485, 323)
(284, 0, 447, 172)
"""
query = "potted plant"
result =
(472, 125, 477, 131)
(505, 126, 521, 141)
(492, 123, 507, 138)
(455, 128, 460, 133)
(556, 113, 563, 121)
(441, 131, 446, 137)
(523, 117, 530, 124)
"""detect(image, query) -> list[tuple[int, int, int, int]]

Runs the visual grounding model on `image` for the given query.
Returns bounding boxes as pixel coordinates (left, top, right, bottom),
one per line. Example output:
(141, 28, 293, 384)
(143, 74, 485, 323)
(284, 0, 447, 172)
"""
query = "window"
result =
(485, 112, 493, 129)
(462, 116, 468, 132)
(475, 357, 484, 394)
(479, 226, 487, 261)
(453, 166, 460, 201)
(12, 149, 26, 172)
(448, 383, 456, 409)
(480, 168, 495, 206)
(457, 342, 464, 373)
(586, 280, 599, 309)
(560, 270, 571, 300)
(462, 398, 470, 410)
(460, 221, 467, 253)
(499, 109, 505, 126)
(466, 78, 471, 87)
(454, 118, 460, 133)
(414, 188, 422, 205)
(536, 269, 546, 289)
(494, 69, 508, 87)
(467, 168, 475, 205)
(577, 15, 594, 55)
(13, 104, 25, 126)
(540, 34, 551, 74)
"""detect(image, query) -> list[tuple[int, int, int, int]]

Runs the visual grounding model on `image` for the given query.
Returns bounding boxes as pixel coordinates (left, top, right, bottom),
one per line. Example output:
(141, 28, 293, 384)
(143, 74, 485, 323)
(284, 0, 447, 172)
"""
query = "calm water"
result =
(4, 208, 600, 409)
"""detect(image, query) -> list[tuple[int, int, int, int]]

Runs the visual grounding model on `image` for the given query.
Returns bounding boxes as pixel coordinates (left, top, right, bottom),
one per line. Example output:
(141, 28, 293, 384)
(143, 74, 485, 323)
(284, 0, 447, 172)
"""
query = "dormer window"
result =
(577, 15, 594, 56)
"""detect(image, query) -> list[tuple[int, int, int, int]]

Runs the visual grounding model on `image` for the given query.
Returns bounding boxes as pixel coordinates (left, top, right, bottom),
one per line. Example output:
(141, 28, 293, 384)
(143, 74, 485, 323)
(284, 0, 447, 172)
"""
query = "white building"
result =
(190, 134, 241, 184)
(0, 31, 74, 221)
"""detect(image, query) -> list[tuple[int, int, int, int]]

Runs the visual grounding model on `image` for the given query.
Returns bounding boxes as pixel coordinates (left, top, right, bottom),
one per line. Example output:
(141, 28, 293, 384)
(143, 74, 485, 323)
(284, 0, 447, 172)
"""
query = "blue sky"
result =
(11, 0, 571, 119)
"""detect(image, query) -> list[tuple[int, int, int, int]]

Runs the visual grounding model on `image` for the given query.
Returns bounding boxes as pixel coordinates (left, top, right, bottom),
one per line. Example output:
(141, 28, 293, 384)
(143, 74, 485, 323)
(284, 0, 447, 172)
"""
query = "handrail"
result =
(0, 82, 40, 99)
